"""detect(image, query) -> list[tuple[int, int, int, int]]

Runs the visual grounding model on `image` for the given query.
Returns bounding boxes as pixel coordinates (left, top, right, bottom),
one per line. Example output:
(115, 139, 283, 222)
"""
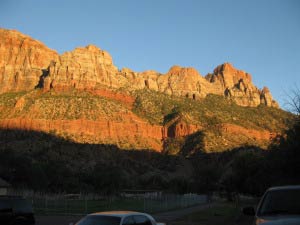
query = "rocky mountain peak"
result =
(262, 86, 270, 93)
(0, 28, 279, 108)
(212, 62, 252, 88)
(43, 44, 118, 91)
(168, 65, 201, 77)
(0, 28, 59, 93)
(86, 44, 102, 52)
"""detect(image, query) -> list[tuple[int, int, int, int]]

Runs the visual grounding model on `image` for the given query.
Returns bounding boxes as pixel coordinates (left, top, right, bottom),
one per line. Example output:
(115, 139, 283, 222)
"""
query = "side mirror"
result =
(242, 206, 255, 216)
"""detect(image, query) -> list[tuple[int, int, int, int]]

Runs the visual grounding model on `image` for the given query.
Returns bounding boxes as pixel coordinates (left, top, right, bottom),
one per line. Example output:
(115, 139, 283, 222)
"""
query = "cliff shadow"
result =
(1, 127, 293, 196)
(35, 69, 49, 89)
(0, 128, 183, 193)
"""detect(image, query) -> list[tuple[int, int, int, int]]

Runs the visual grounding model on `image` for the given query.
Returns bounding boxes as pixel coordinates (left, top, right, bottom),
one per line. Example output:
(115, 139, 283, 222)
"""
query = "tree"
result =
(267, 87, 300, 186)
(285, 86, 300, 115)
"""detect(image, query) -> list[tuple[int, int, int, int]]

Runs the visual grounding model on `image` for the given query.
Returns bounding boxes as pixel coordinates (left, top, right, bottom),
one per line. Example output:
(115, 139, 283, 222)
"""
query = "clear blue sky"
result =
(1, 0, 299, 107)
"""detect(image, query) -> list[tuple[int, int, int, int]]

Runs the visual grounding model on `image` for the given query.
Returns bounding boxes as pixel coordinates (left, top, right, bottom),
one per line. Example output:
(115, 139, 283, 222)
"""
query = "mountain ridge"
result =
(0, 28, 278, 108)
(0, 28, 290, 152)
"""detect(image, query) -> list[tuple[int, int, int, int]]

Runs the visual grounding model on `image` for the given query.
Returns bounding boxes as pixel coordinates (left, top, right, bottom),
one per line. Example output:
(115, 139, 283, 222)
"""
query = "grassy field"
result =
(33, 198, 145, 215)
(172, 203, 253, 225)
(32, 196, 258, 225)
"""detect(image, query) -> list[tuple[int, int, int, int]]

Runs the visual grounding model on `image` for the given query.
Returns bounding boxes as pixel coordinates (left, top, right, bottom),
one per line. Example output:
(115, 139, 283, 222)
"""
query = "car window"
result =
(133, 215, 152, 225)
(258, 189, 300, 216)
(76, 215, 121, 225)
(122, 216, 135, 225)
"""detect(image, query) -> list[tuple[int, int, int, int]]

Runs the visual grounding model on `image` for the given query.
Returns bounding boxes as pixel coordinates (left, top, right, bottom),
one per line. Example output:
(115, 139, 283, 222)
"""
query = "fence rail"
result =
(28, 194, 207, 215)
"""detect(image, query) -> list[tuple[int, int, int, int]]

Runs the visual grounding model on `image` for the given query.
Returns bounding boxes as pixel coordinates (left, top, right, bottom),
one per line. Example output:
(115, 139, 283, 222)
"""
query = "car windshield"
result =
(76, 215, 121, 225)
(258, 189, 300, 216)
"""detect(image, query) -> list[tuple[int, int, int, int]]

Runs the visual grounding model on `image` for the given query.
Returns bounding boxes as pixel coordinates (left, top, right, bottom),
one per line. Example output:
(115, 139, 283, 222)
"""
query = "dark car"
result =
(74, 211, 165, 225)
(243, 185, 300, 225)
(0, 196, 35, 225)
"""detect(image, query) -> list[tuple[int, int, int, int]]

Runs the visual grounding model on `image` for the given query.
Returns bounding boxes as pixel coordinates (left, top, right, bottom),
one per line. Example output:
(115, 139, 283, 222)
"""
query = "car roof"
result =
(267, 185, 300, 191)
(90, 211, 151, 218)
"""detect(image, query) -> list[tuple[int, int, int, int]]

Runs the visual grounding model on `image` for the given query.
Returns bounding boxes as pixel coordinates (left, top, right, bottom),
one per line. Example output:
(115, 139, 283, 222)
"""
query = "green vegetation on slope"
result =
(0, 90, 129, 120)
(0, 89, 299, 197)
(132, 89, 294, 152)
(0, 89, 293, 152)
(132, 89, 292, 132)
(0, 111, 299, 195)
(0, 89, 292, 132)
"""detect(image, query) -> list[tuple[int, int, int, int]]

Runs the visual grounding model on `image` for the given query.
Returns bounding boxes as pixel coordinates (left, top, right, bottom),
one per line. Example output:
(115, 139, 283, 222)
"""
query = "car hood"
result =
(261, 216, 300, 225)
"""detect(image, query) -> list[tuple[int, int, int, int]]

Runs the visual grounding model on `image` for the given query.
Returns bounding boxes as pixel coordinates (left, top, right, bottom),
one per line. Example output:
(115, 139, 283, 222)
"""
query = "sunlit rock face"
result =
(44, 45, 121, 91)
(206, 63, 279, 107)
(0, 28, 278, 108)
(0, 29, 59, 93)
(0, 29, 282, 152)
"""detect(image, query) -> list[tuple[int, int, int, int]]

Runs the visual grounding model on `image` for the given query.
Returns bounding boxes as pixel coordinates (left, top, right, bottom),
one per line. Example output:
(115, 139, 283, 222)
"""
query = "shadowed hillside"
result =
(0, 28, 298, 197)
(1, 123, 299, 196)
(0, 128, 191, 193)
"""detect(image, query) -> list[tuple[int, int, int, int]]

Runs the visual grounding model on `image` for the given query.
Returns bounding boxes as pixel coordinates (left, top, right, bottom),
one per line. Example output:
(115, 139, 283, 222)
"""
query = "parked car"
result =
(242, 185, 300, 225)
(0, 196, 35, 225)
(74, 211, 165, 225)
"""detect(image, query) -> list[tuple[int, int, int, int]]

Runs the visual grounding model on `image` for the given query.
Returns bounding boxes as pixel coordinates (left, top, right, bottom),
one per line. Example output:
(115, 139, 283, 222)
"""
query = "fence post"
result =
(45, 197, 48, 215)
(85, 198, 88, 214)
(65, 199, 67, 215)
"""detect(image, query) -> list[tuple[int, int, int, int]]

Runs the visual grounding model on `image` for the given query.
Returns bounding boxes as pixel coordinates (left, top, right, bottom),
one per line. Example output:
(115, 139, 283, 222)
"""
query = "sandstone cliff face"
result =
(162, 114, 201, 139)
(44, 45, 120, 91)
(0, 29, 59, 93)
(261, 86, 279, 108)
(0, 29, 282, 151)
(0, 117, 273, 152)
(0, 116, 164, 151)
(155, 66, 223, 99)
(0, 28, 278, 108)
(206, 63, 279, 107)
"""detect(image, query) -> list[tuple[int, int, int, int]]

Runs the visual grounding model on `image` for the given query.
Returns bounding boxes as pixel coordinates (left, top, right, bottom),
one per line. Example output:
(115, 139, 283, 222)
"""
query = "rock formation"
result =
(0, 116, 164, 151)
(0, 28, 285, 152)
(0, 28, 279, 108)
(0, 115, 273, 152)
(44, 45, 119, 91)
(162, 114, 201, 139)
(206, 63, 279, 107)
(0, 29, 59, 93)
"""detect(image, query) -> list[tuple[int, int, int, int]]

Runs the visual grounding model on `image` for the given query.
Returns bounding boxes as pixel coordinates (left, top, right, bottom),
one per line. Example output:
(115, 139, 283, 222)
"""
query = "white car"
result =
(243, 185, 300, 225)
(74, 211, 166, 225)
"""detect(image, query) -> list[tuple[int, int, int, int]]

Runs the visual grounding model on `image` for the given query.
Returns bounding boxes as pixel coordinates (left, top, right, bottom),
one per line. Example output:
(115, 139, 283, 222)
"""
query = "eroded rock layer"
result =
(0, 28, 284, 152)
(0, 29, 59, 93)
(0, 28, 278, 108)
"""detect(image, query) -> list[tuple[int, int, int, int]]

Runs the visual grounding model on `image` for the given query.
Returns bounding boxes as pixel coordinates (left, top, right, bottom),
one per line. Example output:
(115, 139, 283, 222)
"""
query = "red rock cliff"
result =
(0, 29, 278, 108)
(0, 29, 280, 151)
(0, 29, 59, 93)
